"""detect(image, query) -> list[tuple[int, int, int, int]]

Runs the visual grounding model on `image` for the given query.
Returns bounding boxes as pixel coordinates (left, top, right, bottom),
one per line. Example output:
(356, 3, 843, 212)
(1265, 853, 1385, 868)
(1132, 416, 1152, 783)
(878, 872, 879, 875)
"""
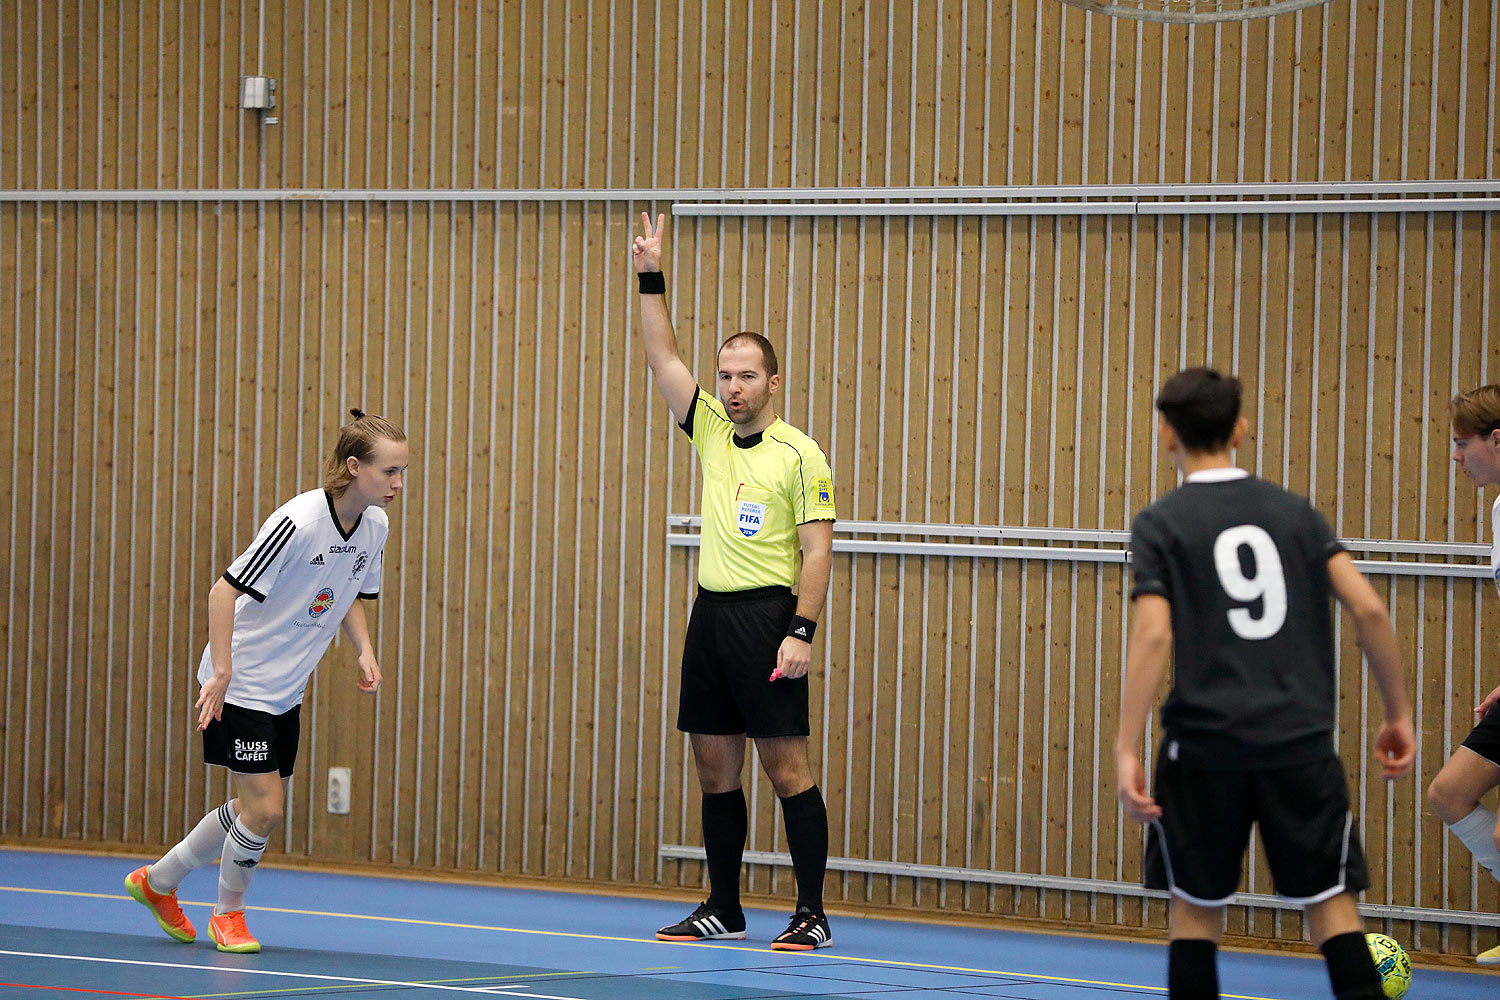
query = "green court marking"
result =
(0, 883, 1301, 999)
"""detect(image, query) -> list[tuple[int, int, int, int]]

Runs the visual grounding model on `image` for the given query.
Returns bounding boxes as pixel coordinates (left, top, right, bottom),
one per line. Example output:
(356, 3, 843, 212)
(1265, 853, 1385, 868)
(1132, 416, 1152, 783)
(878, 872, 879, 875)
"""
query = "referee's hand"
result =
(633, 212, 664, 272)
(773, 635, 812, 681)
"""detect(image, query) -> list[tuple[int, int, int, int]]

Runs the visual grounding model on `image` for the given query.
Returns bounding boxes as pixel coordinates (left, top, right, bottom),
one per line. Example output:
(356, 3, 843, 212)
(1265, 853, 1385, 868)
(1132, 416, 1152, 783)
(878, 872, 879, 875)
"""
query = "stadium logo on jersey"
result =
(309, 587, 336, 618)
(350, 552, 369, 579)
(737, 500, 767, 537)
(309, 554, 325, 566)
(329, 544, 357, 554)
(814, 477, 833, 507)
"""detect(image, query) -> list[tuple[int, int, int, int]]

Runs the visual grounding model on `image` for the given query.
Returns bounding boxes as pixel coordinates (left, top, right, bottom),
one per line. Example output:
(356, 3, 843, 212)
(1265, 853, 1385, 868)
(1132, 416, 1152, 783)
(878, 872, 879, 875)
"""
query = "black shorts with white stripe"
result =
(1144, 749, 1369, 905)
(1461, 702, 1500, 767)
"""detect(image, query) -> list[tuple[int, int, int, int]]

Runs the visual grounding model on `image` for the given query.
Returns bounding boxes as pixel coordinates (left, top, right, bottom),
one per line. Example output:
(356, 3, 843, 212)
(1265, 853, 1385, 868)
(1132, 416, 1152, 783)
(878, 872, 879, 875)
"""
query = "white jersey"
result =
(199, 488, 389, 715)
(1491, 495, 1500, 601)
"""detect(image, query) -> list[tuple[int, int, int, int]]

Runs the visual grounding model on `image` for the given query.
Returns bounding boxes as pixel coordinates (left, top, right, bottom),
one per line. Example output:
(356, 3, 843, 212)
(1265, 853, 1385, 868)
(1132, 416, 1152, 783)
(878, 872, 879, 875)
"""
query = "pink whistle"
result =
(769, 667, 783, 682)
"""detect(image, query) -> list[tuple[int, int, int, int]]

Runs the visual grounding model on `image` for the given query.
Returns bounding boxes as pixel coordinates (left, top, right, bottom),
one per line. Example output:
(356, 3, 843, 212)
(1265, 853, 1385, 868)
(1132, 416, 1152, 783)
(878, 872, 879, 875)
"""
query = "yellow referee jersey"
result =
(682, 387, 837, 591)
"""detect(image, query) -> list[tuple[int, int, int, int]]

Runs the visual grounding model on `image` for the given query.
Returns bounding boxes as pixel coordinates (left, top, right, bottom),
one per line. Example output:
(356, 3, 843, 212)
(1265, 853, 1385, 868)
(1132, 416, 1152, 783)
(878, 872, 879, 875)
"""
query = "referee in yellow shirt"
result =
(634, 213, 837, 951)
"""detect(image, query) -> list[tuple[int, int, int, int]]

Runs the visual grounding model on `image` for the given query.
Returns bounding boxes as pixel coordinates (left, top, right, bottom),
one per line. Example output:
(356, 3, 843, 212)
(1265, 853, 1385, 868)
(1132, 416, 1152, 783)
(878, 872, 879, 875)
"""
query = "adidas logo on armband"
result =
(309, 554, 325, 566)
(793, 626, 809, 638)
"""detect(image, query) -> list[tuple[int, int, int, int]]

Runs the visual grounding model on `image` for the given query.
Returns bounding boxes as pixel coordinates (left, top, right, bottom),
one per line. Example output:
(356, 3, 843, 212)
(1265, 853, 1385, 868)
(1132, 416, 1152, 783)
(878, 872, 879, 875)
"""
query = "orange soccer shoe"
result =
(208, 909, 261, 953)
(124, 866, 195, 943)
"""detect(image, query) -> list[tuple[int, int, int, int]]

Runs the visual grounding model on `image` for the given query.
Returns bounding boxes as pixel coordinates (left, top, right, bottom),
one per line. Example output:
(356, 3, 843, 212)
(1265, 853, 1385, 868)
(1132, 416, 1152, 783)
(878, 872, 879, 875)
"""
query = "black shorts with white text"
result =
(202, 702, 301, 778)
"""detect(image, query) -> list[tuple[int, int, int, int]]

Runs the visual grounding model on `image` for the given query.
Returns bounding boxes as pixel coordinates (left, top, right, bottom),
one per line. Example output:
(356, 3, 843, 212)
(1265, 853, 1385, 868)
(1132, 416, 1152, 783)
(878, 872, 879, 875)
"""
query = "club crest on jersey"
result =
(309, 587, 336, 617)
(350, 552, 369, 579)
(737, 500, 767, 537)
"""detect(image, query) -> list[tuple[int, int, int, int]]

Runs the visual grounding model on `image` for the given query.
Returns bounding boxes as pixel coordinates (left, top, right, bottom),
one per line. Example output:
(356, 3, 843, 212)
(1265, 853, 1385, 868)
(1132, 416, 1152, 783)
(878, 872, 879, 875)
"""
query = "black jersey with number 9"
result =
(1129, 469, 1347, 770)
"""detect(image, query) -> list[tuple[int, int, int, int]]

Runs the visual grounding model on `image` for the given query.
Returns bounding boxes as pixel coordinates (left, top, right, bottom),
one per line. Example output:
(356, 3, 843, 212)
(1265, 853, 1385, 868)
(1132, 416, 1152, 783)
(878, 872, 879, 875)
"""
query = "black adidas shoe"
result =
(771, 907, 832, 951)
(656, 900, 747, 941)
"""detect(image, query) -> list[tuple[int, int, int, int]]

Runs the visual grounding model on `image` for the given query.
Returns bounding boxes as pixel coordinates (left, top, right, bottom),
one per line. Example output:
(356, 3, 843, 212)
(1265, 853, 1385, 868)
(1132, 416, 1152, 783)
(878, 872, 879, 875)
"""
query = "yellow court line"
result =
(0, 883, 1294, 1000)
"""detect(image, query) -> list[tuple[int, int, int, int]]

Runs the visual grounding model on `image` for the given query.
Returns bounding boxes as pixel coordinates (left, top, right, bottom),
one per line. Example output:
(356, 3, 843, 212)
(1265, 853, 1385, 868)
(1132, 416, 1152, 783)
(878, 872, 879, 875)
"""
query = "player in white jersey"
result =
(125, 409, 408, 954)
(1428, 384, 1500, 966)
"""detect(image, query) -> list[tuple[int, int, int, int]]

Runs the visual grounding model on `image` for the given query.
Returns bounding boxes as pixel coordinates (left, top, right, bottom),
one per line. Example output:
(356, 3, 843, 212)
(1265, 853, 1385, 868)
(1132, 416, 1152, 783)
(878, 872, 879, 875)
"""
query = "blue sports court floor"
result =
(0, 848, 1492, 999)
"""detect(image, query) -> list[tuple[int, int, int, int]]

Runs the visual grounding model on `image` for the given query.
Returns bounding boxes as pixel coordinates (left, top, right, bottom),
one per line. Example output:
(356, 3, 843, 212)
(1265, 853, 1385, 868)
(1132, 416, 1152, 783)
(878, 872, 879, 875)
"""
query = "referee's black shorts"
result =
(1144, 748, 1368, 906)
(677, 585, 807, 739)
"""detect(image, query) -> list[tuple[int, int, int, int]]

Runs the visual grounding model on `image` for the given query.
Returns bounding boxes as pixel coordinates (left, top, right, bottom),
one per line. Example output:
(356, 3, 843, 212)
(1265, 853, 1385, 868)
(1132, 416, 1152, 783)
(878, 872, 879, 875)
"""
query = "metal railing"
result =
(666, 515, 1493, 579)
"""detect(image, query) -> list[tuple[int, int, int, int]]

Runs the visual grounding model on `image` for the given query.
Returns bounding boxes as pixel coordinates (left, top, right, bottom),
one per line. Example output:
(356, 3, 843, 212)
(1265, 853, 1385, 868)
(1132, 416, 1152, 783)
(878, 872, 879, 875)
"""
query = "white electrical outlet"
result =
(327, 766, 351, 815)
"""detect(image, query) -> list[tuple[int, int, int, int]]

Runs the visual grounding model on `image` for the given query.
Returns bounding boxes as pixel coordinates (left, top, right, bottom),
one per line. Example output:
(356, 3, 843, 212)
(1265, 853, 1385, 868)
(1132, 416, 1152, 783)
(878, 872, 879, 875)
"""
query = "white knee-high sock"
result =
(217, 815, 268, 914)
(148, 802, 237, 892)
(1449, 805, 1500, 881)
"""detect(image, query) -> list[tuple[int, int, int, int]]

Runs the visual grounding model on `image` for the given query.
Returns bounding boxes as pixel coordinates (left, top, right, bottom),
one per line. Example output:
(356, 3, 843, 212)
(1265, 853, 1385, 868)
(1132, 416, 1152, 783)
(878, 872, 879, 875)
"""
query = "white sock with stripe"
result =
(1449, 805, 1500, 881)
(149, 801, 237, 892)
(217, 815, 269, 914)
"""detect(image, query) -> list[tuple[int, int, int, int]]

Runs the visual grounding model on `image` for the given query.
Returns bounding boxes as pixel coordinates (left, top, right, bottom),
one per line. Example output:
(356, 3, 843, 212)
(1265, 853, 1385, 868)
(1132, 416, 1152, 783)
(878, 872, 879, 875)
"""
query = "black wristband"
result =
(637, 271, 665, 294)
(786, 615, 817, 643)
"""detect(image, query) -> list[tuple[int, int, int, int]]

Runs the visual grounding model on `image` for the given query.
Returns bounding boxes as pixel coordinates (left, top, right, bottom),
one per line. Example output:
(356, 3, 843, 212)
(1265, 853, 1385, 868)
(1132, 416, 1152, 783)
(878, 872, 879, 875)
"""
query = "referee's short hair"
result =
(718, 332, 779, 377)
(1451, 385, 1500, 438)
(1156, 367, 1241, 452)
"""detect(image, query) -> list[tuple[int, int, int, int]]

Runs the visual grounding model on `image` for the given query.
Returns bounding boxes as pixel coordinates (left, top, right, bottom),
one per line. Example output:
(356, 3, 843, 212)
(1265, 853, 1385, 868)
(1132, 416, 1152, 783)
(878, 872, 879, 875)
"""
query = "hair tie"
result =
(349, 408, 366, 420)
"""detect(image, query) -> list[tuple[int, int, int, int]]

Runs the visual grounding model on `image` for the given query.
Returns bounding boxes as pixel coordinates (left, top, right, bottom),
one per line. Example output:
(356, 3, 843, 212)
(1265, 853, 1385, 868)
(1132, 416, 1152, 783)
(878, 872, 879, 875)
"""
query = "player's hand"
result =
(632, 212, 664, 273)
(356, 652, 382, 694)
(195, 672, 230, 731)
(1374, 716, 1416, 779)
(773, 636, 811, 681)
(1115, 751, 1161, 823)
(1477, 684, 1500, 720)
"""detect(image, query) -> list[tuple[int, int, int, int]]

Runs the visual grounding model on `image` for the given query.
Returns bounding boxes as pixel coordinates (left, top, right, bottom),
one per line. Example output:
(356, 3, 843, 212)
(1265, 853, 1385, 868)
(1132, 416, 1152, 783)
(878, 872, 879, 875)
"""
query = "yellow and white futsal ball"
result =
(1365, 933, 1412, 999)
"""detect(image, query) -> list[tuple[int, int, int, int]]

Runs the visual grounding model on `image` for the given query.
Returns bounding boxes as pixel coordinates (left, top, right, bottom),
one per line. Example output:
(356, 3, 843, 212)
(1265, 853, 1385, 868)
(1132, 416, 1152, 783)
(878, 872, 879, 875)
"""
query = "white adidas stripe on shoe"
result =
(657, 901, 747, 942)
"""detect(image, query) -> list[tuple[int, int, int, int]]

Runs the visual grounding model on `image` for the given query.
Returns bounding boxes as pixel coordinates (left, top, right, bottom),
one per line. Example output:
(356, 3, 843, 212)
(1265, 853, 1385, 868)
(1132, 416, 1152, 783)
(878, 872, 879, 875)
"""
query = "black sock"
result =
(701, 789, 747, 912)
(1167, 939, 1219, 999)
(1320, 931, 1384, 999)
(779, 785, 828, 913)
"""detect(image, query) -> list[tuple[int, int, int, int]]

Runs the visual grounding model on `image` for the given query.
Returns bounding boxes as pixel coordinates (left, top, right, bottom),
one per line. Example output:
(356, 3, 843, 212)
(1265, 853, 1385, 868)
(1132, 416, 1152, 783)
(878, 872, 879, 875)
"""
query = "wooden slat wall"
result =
(3, 0, 1499, 954)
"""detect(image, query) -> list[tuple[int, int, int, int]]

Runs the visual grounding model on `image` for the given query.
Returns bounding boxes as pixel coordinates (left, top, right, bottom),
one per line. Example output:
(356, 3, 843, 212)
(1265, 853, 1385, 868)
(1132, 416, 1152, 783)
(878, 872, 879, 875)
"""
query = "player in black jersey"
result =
(1115, 368, 1415, 1000)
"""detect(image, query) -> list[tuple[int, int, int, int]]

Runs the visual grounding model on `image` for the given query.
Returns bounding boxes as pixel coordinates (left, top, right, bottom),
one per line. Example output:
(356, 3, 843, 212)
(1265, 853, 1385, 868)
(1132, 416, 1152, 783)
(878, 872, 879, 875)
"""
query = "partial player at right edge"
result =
(1428, 384, 1500, 966)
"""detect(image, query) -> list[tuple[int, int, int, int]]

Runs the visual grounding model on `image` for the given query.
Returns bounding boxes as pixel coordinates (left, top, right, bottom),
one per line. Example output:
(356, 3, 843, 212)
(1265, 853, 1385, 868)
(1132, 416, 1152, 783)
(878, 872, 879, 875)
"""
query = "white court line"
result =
(0, 949, 585, 999)
(0, 884, 1295, 998)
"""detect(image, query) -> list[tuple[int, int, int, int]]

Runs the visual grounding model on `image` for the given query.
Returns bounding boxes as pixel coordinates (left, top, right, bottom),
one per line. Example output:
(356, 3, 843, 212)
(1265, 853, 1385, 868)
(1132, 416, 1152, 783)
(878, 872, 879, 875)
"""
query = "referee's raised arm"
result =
(633, 212, 697, 425)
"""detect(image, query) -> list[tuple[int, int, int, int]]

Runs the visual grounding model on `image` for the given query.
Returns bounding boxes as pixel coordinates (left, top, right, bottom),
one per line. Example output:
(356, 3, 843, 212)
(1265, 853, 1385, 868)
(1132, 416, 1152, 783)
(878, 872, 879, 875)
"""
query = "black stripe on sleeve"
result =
(241, 517, 295, 588)
(769, 434, 808, 523)
(358, 591, 380, 600)
(678, 389, 700, 437)
(221, 571, 267, 603)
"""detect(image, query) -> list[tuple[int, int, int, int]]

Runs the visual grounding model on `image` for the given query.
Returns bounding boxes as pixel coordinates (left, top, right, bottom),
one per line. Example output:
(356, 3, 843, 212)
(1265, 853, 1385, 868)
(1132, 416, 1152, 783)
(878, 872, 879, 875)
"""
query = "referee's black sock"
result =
(1319, 931, 1384, 999)
(701, 789, 747, 913)
(779, 785, 828, 913)
(1167, 939, 1218, 999)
